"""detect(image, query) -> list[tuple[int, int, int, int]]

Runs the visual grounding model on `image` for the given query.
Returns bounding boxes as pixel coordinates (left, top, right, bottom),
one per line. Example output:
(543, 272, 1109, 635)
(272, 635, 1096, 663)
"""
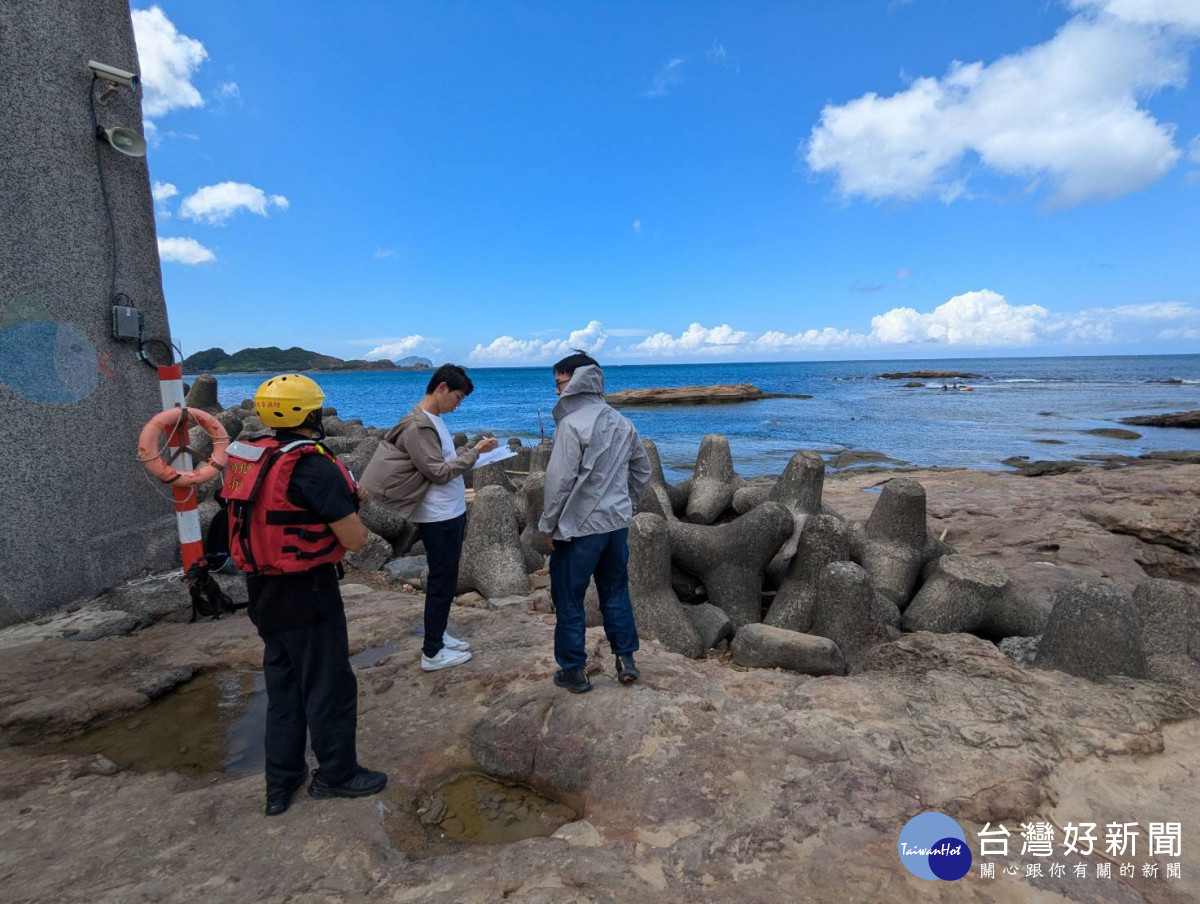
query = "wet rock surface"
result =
(0, 582, 1197, 902)
(1120, 409, 1200, 428)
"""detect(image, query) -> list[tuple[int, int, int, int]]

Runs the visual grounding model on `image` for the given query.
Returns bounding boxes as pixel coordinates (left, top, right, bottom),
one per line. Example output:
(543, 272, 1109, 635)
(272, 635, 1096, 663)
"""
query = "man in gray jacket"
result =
(539, 352, 652, 693)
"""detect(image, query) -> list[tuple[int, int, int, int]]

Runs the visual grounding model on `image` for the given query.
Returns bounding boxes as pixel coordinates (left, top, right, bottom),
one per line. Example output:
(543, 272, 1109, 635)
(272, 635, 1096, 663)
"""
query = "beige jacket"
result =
(359, 405, 480, 518)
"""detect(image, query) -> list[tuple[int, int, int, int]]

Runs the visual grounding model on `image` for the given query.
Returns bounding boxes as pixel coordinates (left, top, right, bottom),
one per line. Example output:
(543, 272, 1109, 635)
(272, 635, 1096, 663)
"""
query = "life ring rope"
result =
(137, 406, 230, 487)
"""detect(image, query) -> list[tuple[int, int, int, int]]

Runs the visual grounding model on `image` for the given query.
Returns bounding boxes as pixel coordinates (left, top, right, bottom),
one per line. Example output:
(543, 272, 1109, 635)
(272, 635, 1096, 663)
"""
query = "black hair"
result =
(552, 349, 599, 377)
(426, 363, 474, 396)
(303, 407, 326, 440)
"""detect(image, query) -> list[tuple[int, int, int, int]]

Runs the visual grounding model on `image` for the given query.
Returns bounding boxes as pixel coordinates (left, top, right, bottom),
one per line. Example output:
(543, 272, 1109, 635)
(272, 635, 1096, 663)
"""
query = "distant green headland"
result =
(181, 347, 433, 374)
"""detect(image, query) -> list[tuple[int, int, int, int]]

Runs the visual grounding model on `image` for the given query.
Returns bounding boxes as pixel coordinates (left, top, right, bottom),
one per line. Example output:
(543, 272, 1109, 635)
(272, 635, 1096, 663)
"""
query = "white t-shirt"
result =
(410, 410, 467, 523)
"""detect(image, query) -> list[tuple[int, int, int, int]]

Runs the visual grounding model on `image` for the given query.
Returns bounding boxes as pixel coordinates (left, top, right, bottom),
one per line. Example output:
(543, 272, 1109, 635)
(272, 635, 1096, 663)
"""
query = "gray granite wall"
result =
(0, 0, 180, 624)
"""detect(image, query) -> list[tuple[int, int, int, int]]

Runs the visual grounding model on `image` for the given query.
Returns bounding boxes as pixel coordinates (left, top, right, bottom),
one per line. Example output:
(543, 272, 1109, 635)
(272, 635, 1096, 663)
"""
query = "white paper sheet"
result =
(472, 446, 518, 470)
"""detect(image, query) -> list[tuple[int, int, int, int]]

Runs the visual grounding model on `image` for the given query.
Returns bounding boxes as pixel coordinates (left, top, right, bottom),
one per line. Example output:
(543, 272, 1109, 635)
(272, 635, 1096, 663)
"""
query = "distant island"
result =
(181, 347, 433, 374)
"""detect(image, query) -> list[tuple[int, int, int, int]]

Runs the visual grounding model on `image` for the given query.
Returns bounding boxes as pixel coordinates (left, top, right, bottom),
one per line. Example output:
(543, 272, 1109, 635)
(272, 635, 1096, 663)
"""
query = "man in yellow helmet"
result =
(222, 373, 386, 816)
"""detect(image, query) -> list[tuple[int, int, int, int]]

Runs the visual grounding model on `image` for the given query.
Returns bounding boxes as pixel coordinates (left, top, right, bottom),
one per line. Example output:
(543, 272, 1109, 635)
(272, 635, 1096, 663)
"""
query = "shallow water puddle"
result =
(54, 670, 266, 777)
(350, 642, 397, 667)
(50, 643, 398, 778)
(416, 773, 576, 845)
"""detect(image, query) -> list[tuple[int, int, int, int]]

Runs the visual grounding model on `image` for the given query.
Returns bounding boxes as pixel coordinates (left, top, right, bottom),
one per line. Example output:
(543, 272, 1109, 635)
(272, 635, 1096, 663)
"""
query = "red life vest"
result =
(220, 436, 356, 575)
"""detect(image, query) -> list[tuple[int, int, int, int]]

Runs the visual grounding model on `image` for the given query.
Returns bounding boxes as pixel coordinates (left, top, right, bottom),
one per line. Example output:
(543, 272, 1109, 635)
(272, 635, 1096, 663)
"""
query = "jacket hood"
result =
(553, 365, 606, 420)
(561, 364, 605, 398)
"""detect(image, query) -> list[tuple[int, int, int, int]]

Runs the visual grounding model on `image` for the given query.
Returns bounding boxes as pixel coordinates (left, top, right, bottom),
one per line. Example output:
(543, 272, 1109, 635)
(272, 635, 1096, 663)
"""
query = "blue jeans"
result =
(549, 528, 639, 671)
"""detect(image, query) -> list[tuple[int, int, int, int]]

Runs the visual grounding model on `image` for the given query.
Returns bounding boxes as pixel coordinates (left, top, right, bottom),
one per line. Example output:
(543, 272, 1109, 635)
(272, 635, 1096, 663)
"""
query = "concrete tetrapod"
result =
(472, 460, 516, 494)
(456, 485, 532, 599)
(685, 435, 737, 524)
(903, 555, 1048, 639)
(627, 514, 704, 658)
(668, 478, 692, 518)
(1033, 581, 1149, 681)
(359, 498, 411, 549)
(765, 515, 848, 633)
(519, 471, 553, 570)
(530, 439, 553, 473)
(732, 484, 772, 515)
(851, 477, 928, 609)
(684, 603, 733, 649)
(668, 501, 793, 630)
(635, 439, 677, 521)
(809, 562, 892, 672)
(731, 624, 846, 675)
(765, 452, 825, 588)
(1132, 578, 1200, 684)
(183, 373, 221, 413)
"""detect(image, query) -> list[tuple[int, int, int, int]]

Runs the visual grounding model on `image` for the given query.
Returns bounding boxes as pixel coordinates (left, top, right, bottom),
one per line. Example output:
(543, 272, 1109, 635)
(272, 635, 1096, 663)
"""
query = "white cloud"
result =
(612, 291, 1198, 358)
(180, 182, 290, 225)
(1190, 136, 1200, 164)
(217, 81, 241, 100)
(364, 335, 430, 360)
(869, 290, 1052, 346)
(706, 40, 740, 71)
(625, 322, 755, 357)
(645, 58, 686, 97)
(158, 237, 215, 265)
(1069, 0, 1200, 31)
(607, 328, 652, 338)
(632, 218, 643, 234)
(131, 6, 208, 119)
(374, 248, 398, 260)
(469, 320, 607, 363)
(151, 181, 178, 203)
(1160, 327, 1200, 340)
(805, 9, 1194, 206)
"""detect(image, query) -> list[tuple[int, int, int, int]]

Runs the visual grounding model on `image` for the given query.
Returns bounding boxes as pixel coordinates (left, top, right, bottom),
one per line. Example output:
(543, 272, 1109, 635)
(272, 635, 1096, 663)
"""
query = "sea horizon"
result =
(196, 353, 1199, 481)
(186, 350, 1200, 375)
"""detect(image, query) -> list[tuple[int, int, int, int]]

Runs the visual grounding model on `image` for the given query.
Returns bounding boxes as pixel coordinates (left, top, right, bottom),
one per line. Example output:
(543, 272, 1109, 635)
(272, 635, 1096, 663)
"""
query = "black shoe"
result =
(553, 668, 592, 694)
(615, 654, 641, 684)
(265, 771, 308, 817)
(307, 765, 388, 800)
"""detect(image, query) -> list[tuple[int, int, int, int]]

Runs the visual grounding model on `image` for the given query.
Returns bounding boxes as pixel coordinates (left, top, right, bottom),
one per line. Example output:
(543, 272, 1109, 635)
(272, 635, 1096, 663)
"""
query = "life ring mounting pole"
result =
(157, 365, 204, 571)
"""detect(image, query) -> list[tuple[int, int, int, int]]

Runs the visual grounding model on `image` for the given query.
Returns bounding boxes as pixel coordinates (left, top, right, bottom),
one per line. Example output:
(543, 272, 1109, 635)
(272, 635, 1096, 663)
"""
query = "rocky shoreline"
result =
(1, 373, 1198, 902)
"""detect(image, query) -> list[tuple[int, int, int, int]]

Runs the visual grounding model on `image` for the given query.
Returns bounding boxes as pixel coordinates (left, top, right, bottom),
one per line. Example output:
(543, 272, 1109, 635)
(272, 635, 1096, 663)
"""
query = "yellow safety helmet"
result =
(254, 374, 325, 428)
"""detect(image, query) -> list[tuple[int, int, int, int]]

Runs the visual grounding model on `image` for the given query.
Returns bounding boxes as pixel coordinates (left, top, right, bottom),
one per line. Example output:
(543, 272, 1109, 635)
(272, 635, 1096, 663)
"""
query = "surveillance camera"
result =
(88, 60, 139, 88)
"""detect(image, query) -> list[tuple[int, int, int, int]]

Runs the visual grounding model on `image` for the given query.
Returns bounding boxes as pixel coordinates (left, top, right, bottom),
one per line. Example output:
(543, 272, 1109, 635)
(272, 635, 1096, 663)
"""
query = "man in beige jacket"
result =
(361, 364, 497, 671)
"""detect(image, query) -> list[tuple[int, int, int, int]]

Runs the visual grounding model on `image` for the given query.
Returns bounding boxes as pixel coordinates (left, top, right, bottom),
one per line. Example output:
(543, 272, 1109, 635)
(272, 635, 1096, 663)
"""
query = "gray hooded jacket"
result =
(539, 365, 652, 541)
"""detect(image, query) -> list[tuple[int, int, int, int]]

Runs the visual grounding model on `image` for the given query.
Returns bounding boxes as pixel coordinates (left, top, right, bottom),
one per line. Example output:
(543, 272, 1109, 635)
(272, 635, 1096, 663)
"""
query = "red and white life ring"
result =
(137, 406, 230, 486)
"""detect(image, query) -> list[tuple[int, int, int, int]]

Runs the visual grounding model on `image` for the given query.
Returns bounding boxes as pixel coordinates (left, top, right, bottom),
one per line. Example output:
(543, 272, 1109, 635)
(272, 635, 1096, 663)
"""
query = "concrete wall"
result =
(0, 0, 181, 624)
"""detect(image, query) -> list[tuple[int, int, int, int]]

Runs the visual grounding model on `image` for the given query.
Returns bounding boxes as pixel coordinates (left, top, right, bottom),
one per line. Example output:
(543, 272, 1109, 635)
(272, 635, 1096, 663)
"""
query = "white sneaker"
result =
(443, 631, 469, 652)
(421, 647, 472, 672)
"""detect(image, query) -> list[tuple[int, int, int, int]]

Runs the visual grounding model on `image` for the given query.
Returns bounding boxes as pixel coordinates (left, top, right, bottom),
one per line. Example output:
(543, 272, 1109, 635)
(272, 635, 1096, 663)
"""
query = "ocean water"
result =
(201, 355, 1200, 481)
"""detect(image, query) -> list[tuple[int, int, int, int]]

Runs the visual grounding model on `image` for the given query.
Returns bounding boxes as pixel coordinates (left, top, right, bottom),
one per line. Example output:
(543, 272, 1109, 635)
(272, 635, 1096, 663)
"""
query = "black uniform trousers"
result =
(262, 605, 358, 791)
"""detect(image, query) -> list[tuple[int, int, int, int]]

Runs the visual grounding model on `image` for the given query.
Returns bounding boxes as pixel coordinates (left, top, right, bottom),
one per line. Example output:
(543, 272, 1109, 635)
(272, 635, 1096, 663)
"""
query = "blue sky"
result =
(136, 1, 1200, 365)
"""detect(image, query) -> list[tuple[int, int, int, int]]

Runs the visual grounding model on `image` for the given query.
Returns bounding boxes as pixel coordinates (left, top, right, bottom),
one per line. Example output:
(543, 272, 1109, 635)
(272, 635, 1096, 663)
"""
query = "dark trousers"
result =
(262, 607, 358, 791)
(549, 528, 640, 671)
(417, 513, 466, 658)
